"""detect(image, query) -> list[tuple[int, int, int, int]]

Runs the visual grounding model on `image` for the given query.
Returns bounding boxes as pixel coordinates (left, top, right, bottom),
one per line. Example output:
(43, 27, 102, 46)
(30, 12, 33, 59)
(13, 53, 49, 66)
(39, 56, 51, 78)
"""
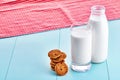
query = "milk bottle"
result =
(88, 5, 109, 63)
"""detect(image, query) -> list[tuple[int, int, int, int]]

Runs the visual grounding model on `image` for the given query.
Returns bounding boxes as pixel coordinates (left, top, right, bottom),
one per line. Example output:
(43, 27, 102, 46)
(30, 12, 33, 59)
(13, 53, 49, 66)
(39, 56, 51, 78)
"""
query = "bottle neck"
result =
(91, 5, 105, 16)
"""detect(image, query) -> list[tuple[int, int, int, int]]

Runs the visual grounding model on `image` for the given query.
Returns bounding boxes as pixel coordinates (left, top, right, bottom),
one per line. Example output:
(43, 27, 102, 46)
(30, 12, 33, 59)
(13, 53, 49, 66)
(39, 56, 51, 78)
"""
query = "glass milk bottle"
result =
(71, 25, 92, 72)
(88, 5, 109, 63)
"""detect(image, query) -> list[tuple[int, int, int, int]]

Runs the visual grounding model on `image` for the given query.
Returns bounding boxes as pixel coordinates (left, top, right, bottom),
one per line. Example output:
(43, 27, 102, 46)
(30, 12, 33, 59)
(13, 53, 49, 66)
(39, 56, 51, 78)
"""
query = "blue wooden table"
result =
(0, 20, 120, 80)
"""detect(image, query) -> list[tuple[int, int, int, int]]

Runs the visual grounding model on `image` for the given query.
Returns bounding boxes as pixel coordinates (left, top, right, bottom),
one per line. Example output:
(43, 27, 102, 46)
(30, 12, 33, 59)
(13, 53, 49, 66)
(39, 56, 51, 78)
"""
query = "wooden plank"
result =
(5, 30, 59, 80)
(107, 20, 120, 80)
(58, 28, 108, 80)
(0, 37, 17, 80)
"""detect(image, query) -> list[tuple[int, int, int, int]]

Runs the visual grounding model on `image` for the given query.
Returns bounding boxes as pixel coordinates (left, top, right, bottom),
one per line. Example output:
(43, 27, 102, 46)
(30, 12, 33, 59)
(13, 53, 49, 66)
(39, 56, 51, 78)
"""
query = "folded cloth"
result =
(0, 0, 120, 38)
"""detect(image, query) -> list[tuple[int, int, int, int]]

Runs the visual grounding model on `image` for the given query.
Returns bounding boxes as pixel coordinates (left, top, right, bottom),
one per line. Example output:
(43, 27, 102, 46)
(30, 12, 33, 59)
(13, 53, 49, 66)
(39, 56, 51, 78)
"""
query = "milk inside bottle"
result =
(88, 5, 109, 63)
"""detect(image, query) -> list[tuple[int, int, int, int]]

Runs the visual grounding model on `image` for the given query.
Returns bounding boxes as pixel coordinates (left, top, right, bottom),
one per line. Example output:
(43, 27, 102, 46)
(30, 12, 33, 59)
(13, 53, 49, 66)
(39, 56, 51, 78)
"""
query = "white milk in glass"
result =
(71, 26, 92, 72)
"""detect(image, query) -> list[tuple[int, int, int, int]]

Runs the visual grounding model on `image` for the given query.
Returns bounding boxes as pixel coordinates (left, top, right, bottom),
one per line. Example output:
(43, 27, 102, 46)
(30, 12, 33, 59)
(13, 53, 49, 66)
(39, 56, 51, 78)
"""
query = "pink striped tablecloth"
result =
(0, 0, 120, 38)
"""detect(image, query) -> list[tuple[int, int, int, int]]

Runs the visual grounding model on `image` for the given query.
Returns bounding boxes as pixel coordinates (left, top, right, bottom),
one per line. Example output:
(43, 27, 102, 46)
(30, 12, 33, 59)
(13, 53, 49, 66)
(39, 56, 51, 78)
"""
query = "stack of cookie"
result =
(48, 49, 68, 76)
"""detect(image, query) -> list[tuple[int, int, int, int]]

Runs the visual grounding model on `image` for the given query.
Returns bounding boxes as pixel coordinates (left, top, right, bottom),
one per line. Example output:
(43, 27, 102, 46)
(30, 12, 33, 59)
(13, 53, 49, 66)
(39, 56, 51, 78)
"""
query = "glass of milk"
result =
(71, 25, 92, 72)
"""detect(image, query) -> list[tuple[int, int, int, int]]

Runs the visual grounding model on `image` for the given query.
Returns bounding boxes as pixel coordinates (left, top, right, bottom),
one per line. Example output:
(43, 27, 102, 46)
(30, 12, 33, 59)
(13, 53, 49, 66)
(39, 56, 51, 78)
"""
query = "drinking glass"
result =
(71, 25, 92, 72)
